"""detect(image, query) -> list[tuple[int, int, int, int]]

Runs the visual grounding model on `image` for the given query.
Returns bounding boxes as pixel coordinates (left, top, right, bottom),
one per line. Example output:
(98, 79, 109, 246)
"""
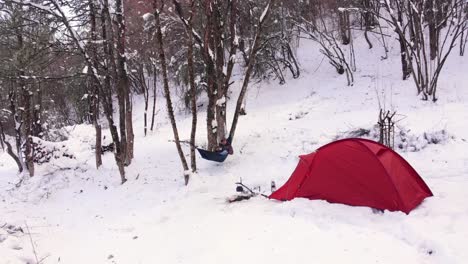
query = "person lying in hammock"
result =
(215, 138, 234, 156)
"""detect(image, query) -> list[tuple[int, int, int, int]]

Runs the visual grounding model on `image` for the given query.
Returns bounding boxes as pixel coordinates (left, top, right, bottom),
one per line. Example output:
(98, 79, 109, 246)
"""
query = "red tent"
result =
(270, 138, 433, 214)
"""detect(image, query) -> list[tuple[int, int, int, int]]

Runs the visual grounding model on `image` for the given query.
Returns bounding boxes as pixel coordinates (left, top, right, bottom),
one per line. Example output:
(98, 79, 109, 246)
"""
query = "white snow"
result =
(1, 29, 468, 264)
(216, 96, 226, 106)
(142, 13, 153, 22)
(260, 2, 271, 23)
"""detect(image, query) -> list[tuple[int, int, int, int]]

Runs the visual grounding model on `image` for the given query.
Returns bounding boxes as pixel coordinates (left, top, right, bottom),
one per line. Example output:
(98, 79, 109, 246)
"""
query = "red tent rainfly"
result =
(270, 138, 433, 214)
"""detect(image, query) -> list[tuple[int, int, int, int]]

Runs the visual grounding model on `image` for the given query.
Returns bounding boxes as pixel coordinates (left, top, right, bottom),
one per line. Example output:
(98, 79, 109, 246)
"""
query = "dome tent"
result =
(270, 138, 433, 214)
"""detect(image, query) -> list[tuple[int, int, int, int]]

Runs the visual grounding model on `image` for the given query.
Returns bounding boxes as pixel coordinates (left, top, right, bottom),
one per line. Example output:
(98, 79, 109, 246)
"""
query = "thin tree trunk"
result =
(94, 101, 102, 168)
(89, 0, 102, 168)
(187, 0, 198, 172)
(154, 1, 190, 184)
(125, 93, 134, 162)
(397, 4, 411, 80)
(0, 122, 23, 173)
(143, 69, 149, 136)
(338, 8, 350, 45)
(15, 23, 34, 177)
(213, 3, 226, 142)
(22, 81, 34, 177)
(460, 28, 467, 56)
(203, 1, 218, 151)
(101, 0, 126, 183)
(427, 0, 439, 61)
(229, 0, 275, 141)
(115, 0, 132, 165)
(150, 65, 157, 131)
(32, 82, 42, 137)
(8, 89, 24, 170)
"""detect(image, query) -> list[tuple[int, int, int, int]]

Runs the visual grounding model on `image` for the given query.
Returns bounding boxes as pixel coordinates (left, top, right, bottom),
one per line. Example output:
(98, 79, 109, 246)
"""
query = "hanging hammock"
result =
(197, 136, 233, 163)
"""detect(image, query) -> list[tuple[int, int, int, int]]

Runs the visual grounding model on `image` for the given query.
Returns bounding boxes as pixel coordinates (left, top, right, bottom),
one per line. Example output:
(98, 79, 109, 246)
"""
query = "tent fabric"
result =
(269, 138, 433, 214)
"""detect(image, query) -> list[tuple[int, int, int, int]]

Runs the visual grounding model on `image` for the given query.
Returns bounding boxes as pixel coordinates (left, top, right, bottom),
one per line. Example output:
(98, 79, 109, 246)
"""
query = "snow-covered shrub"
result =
(289, 111, 309, 120)
(29, 137, 75, 165)
(336, 126, 453, 152)
(396, 129, 452, 152)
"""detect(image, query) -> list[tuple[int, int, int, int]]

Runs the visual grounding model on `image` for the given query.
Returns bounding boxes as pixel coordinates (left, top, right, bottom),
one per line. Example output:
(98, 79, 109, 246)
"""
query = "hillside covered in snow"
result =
(1, 34, 468, 263)
(1, 0, 468, 263)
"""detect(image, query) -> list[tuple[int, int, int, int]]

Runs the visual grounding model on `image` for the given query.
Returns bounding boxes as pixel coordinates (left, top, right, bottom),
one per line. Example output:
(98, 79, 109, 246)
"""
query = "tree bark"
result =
(0, 122, 23, 173)
(115, 0, 133, 165)
(143, 67, 149, 136)
(101, 0, 126, 183)
(154, 0, 190, 184)
(89, 0, 102, 168)
(203, 0, 218, 151)
(21, 80, 34, 177)
(32, 82, 42, 138)
(397, 5, 411, 80)
(15, 20, 34, 177)
(187, 0, 198, 172)
(229, 0, 275, 141)
(338, 8, 350, 45)
(150, 64, 157, 131)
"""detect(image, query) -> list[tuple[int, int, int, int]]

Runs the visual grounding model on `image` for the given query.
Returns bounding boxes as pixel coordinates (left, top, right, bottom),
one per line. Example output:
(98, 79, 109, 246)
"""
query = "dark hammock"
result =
(197, 148, 229, 163)
(197, 136, 233, 163)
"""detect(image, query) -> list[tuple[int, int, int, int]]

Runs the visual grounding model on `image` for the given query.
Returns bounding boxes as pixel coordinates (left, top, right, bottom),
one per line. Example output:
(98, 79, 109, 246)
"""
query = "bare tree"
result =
(115, 0, 134, 165)
(294, 15, 354, 86)
(379, 0, 468, 101)
(179, 0, 199, 172)
(0, 122, 23, 172)
(153, 0, 190, 184)
(229, 0, 276, 141)
(7, 0, 131, 183)
(88, 0, 102, 168)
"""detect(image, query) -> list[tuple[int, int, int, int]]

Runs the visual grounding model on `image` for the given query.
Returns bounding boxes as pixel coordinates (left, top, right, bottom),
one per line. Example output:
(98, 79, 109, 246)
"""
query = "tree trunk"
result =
(101, 0, 126, 183)
(154, 1, 190, 184)
(22, 81, 34, 177)
(32, 82, 42, 138)
(187, 0, 198, 172)
(229, 0, 275, 141)
(94, 104, 102, 169)
(89, 0, 102, 168)
(150, 65, 157, 131)
(461, 29, 467, 56)
(338, 9, 350, 45)
(0, 122, 23, 173)
(427, 0, 439, 61)
(203, 1, 218, 151)
(15, 22, 34, 177)
(212, 3, 227, 142)
(396, 5, 411, 80)
(115, 0, 132, 165)
(9, 90, 24, 170)
(362, 0, 375, 29)
(143, 70, 149, 136)
(125, 93, 134, 163)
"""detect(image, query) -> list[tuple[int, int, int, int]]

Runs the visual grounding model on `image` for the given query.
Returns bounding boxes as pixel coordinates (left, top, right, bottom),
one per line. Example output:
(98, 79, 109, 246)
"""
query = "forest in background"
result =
(0, 0, 467, 184)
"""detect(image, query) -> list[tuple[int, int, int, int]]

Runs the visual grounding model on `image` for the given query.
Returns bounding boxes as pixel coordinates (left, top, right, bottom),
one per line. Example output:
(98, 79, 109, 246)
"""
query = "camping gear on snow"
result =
(270, 138, 433, 214)
(227, 182, 256, 203)
(227, 180, 270, 203)
(271, 181, 277, 192)
(197, 137, 233, 163)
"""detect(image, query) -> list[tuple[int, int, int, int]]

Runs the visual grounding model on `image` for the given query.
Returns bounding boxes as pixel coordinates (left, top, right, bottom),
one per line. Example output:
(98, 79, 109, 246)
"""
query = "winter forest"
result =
(0, 0, 467, 263)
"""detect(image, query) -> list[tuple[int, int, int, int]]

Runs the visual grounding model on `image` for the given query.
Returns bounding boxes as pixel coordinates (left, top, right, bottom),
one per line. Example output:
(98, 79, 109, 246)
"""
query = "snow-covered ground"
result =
(1, 37, 468, 264)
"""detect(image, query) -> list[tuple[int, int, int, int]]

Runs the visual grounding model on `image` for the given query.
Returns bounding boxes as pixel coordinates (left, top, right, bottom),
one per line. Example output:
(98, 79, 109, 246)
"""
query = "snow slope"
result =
(1, 36, 468, 264)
